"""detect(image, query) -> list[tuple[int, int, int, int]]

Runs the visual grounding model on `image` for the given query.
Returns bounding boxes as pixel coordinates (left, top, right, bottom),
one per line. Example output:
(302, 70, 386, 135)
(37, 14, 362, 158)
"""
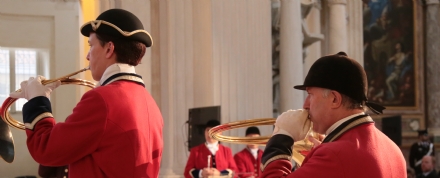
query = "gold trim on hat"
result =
(81, 20, 153, 46)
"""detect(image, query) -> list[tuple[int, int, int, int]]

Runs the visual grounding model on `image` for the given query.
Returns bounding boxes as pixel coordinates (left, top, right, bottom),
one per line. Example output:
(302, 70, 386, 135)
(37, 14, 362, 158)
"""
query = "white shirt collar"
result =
(423, 170, 433, 176)
(206, 141, 219, 155)
(97, 63, 136, 87)
(248, 148, 259, 159)
(325, 112, 365, 135)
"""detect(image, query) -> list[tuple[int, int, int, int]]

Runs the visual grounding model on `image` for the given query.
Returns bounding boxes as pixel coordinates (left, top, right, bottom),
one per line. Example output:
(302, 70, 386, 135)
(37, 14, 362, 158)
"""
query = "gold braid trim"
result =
(260, 154, 292, 172)
(327, 116, 374, 142)
(81, 20, 153, 46)
(24, 112, 53, 130)
(104, 75, 145, 86)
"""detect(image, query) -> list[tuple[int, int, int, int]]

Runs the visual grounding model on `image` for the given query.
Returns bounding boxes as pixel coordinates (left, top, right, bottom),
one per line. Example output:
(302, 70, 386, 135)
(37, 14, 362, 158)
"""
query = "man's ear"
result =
(330, 91, 343, 108)
(105, 41, 115, 58)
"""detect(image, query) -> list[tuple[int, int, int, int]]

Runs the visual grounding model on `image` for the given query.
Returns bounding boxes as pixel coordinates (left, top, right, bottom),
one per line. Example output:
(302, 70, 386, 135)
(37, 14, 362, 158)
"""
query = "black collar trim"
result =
(101, 73, 144, 87)
(322, 114, 373, 143)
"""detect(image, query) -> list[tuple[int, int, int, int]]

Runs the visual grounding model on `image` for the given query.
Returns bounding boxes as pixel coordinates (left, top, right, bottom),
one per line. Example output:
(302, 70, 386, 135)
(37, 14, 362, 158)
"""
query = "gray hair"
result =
(322, 89, 366, 111)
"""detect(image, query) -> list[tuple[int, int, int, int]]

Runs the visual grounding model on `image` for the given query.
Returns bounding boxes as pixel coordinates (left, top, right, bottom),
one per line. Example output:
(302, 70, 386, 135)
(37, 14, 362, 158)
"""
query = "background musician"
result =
(233, 127, 263, 178)
(410, 130, 435, 176)
(184, 120, 237, 178)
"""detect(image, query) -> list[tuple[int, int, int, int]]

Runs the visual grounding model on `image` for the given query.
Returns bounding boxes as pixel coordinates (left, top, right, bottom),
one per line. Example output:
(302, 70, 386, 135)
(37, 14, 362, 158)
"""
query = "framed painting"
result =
(362, 0, 424, 114)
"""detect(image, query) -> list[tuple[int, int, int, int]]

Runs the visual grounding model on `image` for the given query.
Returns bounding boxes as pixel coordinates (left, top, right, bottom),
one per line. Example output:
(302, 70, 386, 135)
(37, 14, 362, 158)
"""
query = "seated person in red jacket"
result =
(184, 120, 237, 178)
(233, 127, 263, 178)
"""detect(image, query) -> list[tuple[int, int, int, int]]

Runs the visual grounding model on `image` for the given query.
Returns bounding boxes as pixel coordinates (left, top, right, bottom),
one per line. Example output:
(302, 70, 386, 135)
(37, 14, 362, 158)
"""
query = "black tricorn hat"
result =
(245, 126, 260, 136)
(294, 52, 385, 114)
(417, 129, 428, 136)
(80, 9, 153, 47)
(206, 120, 220, 128)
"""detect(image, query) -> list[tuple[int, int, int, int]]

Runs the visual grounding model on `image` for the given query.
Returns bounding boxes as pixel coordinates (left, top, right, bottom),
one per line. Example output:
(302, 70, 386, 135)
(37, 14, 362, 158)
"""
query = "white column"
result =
(156, 0, 175, 176)
(346, 0, 363, 63)
(327, 0, 348, 54)
(279, 0, 304, 112)
(211, 0, 273, 153)
(424, 0, 440, 142)
(150, 0, 272, 176)
(156, 0, 192, 177)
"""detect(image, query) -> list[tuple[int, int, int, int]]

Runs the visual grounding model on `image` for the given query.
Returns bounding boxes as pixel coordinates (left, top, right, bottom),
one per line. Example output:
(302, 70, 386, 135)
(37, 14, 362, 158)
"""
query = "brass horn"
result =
(208, 118, 318, 167)
(0, 67, 95, 163)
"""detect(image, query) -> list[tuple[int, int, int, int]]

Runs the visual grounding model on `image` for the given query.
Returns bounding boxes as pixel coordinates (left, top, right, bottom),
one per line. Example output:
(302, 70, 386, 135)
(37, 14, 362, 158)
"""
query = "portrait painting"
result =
(362, 0, 417, 108)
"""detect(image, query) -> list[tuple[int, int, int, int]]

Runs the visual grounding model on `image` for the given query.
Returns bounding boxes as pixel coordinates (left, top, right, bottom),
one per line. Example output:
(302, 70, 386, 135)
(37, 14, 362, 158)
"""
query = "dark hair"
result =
(245, 127, 260, 136)
(95, 32, 146, 66)
(205, 120, 220, 128)
(341, 94, 366, 110)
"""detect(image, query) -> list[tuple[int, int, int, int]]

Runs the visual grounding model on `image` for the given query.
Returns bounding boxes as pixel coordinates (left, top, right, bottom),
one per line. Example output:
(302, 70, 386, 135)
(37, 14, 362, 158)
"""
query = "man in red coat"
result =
(260, 52, 406, 178)
(233, 127, 263, 178)
(184, 120, 237, 178)
(10, 9, 163, 178)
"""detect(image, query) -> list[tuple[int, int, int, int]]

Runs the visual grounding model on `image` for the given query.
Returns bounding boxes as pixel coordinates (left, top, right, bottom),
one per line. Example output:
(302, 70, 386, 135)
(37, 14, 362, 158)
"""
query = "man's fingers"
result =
(9, 91, 23, 98)
(37, 75, 47, 81)
(46, 80, 61, 90)
(20, 81, 28, 88)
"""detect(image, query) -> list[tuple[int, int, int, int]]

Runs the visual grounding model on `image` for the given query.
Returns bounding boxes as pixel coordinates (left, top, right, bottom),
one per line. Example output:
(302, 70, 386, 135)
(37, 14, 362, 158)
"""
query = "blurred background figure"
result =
(233, 127, 263, 178)
(184, 120, 237, 178)
(407, 168, 415, 178)
(416, 155, 437, 178)
(410, 130, 435, 176)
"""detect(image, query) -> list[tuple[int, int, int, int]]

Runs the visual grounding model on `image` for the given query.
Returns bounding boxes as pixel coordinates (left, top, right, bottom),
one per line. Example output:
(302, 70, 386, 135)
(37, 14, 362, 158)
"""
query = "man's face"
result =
(421, 156, 434, 172)
(420, 135, 429, 142)
(303, 87, 332, 134)
(205, 127, 218, 144)
(246, 134, 260, 149)
(87, 33, 110, 81)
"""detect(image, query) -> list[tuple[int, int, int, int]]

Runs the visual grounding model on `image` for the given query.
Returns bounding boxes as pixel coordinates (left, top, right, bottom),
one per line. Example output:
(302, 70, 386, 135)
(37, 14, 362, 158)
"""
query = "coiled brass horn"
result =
(208, 118, 318, 167)
(0, 67, 95, 163)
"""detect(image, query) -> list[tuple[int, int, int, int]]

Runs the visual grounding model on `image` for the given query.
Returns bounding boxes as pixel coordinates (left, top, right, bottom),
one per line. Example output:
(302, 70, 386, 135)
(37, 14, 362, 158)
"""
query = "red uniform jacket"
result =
(184, 143, 238, 178)
(261, 122, 406, 178)
(233, 148, 263, 178)
(23, 79, 163, 178)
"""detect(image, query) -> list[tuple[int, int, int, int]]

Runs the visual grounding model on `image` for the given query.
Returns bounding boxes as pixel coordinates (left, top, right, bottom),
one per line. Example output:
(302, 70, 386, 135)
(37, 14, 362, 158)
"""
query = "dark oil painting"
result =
(363, 0, 415, 107)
